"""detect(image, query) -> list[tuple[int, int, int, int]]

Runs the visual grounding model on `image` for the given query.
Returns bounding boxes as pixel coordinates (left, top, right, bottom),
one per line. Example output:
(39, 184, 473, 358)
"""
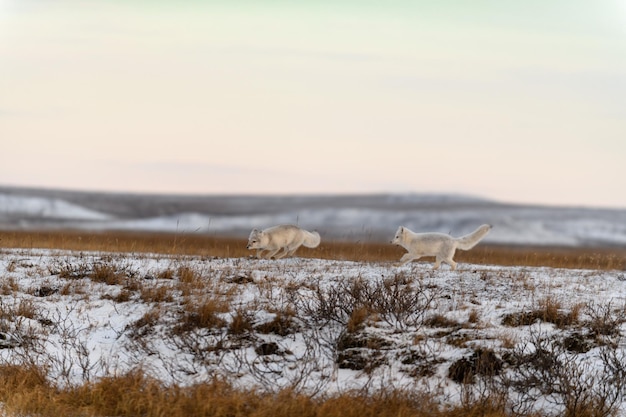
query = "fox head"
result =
(390, 226, 405, 245)
(247, 228, 264, 250)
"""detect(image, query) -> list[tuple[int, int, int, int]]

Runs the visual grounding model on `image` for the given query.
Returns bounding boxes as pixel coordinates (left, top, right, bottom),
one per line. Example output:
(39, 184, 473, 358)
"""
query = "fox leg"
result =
(399, 253, 419, 266)
(442, 248, 457, 270)
(274, 247, 291, 259)
(264, 248, 281, 259)
(447, 258, 458, 271)
(286, 246, 299, 257)
(436, 256, 457, 270)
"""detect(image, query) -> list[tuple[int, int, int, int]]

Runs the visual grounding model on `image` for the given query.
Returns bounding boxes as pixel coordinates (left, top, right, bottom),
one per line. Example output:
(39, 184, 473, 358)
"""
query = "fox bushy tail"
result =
(302, 230, 321, 248)
(455, 224, 492, 250)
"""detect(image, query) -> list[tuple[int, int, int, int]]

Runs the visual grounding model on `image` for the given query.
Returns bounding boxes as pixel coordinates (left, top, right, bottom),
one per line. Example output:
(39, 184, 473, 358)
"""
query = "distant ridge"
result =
(1, 185, 625, 247)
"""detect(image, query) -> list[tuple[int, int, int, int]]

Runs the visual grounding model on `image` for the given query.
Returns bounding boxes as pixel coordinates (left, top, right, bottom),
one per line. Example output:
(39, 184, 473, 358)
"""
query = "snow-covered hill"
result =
(1, 187, 626, 247)
(1, 248, 626, 415)
(0, 193, 111, 221)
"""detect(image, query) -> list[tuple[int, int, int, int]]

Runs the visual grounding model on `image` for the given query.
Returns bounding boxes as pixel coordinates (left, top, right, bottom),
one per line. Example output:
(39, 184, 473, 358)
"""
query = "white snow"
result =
(1, 247, 626, 415)
(0, 194, 110, 221)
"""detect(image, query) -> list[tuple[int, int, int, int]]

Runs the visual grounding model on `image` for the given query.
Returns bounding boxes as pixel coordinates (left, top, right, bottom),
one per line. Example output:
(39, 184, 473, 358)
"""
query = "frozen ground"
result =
(1, 186, 626, 246)
(1, 247, 626, 415)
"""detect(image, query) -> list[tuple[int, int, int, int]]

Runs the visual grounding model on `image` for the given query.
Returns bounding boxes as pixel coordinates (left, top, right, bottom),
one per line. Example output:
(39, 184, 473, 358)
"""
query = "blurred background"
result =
(1, 1, 625, 246)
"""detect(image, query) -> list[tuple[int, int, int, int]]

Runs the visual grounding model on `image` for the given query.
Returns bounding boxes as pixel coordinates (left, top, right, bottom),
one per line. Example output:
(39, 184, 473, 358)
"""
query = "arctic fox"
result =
(391, 224, 492, 270)
(247, 225, 321, 259)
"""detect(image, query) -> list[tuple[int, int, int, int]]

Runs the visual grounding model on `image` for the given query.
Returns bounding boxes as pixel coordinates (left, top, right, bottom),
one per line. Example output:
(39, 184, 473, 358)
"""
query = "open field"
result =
(1, 229, 625, 270)
(1, 230, 626, 416)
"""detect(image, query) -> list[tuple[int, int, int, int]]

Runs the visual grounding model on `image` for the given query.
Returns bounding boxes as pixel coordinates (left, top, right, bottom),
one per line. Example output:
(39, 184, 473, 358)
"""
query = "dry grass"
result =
(1, 229, 625, 270)
(0, 364, 513, 417)
(502, 297, 582, 329)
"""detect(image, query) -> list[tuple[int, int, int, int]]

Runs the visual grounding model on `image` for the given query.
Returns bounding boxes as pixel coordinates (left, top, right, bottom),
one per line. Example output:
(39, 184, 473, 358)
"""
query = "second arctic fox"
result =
(391, 224, 492, 270)
(247, 225, 321, 259)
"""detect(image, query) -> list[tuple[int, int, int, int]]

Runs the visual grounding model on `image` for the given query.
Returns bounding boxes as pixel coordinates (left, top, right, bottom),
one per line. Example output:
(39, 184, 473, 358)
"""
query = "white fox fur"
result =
(391, 224, 492, 270)
(247, 224, 321, 259)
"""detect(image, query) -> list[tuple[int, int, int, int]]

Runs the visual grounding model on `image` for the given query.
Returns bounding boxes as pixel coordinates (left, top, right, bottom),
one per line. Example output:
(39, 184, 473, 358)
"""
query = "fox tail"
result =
(302, 230, 321, 248)
(455, 224, 492, 250)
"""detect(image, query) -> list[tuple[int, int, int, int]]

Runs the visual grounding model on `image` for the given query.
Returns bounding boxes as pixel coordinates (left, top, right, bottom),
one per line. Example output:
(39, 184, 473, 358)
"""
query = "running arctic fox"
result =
(391, 224, 492, 270)
(247, 225, 321, 259)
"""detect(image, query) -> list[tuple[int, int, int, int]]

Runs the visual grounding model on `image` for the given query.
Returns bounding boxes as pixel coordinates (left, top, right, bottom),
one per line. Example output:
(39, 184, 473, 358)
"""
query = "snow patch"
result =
(0, 194, 111, 221)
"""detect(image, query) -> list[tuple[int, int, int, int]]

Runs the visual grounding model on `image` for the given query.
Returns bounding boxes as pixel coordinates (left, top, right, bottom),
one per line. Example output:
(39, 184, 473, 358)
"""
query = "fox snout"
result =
(247, 242, 260, 250)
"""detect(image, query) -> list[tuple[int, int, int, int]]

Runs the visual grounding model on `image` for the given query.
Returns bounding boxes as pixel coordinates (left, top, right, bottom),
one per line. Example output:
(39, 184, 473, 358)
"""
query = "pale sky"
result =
(1, 0, 625, 208)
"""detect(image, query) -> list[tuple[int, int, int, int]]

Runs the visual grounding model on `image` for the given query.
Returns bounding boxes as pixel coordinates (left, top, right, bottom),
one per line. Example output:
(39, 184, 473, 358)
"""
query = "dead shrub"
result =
(347, 306, 371, 333)
(400, 350, 441, 378)
(90, 263, 127, 285)
(303, 274, 438, 330)
(424, 313, 461, 329)
(54, 260, 91, 279)
(139, 284, 174, 303)
(336, 349, 385, 372)
(339, 332, 391, 351)
(255, 342, 280, 356)
(497, 331, 518, 349)
(228, 308, 253, 335)
(5, 260, 18, 273)
(255, 309, 298, 336)
(33, 285, 58, 297)
(335, 330, 391, 373)
(0, 276, 18, 295)
(503, 330, 626, 417)
(157, 268, 175, 280)
(586, 302, 626, 339)
(468, 309, 480, 324)
(51, 259, 135, 286)
(15, 298, 38, 319)
(502, 311, 540, 327)
(503, 297, 580, 328)
(446, 332, 473, 348)
(107, 289, 132, 303)
(178, 297, 228, 331)
(537, 297, 574, 327)
(561, 332, 594, 354)
(177, 265, 201, 285)
(128, 309, 161, 339)
(448, 348, 503, 384)
(122, 276, 142, 293)
(373, 274, 437, 329)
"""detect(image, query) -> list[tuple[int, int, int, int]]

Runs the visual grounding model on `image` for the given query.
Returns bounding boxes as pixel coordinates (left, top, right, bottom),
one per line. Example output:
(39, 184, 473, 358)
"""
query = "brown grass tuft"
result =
(424, 313, 461, 329)
(347, 306, 371, 333)
(468, 309, 480, 324)
(140, 283, 174, 303)
(178, 297, 229, 331)
(90, 263, 127, 285)
(229, 308, 254, 335)
(503, 297, 580, 328)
